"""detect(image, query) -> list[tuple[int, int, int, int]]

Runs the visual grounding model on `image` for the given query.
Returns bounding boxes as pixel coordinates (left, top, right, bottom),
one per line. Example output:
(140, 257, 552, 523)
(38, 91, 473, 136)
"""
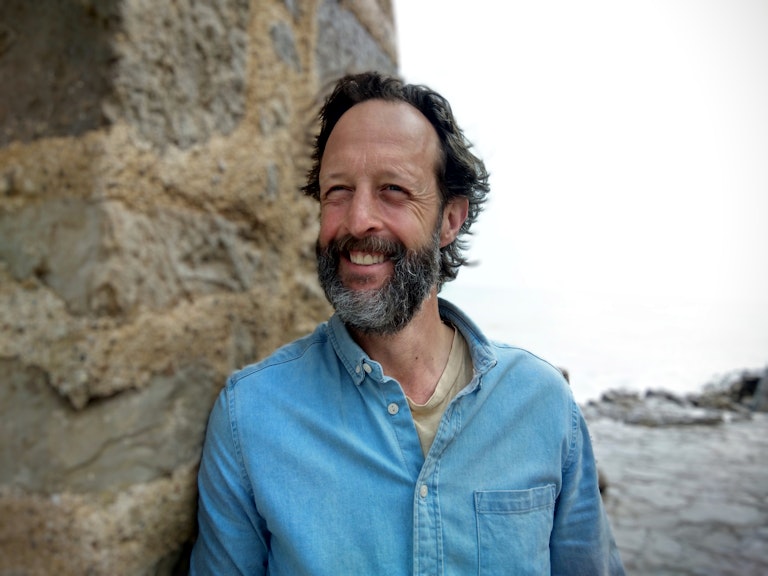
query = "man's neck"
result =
(350, 292, 454, 404)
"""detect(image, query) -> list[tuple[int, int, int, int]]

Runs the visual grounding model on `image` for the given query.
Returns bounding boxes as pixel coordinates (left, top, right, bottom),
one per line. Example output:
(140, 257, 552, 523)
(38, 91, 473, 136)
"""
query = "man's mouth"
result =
(349, 251, 387, 266)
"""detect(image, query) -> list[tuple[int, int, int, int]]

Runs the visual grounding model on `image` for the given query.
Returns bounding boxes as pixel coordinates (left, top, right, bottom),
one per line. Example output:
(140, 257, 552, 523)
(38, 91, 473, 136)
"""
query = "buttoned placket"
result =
(355, 354, 452, 575)
(355, 358, 423, 473)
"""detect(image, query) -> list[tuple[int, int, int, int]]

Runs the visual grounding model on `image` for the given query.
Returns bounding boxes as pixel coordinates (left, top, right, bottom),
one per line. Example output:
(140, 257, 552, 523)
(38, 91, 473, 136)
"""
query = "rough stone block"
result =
(0, 0, 249, 148)
(0, 0, 119, 146)
(316, 0, 396, 87)
(0, 358, 216, 493)
(0, 199, 268, 317)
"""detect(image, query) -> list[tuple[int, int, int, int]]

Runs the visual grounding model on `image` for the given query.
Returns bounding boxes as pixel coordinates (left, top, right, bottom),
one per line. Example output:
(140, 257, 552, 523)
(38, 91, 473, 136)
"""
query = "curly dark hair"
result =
(302, 71, 490, 285)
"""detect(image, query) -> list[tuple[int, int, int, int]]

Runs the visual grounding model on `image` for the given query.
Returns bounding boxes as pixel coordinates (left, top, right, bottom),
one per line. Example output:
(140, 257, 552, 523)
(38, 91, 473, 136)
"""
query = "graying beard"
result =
(317, 230, 441, 336)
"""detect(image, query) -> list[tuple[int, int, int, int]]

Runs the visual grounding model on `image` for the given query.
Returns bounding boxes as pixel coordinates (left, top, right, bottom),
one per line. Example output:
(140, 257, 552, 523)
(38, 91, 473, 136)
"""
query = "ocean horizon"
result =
(440, 282, 768, 404)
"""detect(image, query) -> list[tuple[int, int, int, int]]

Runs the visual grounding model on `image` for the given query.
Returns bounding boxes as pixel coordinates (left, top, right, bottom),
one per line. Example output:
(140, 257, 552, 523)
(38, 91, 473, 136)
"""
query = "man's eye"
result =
(383, 184, 406, 194)
(322, 186, 349, 200)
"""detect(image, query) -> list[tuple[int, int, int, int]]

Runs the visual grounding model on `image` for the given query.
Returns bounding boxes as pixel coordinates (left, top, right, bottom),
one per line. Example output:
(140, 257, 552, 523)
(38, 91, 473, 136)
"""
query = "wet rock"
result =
(753, 370, 768, 412)
(582, 366, 768, 427)
(590, 413, 768, 575)
(583, 366, 768, 573)
(694, 366, 768, 412)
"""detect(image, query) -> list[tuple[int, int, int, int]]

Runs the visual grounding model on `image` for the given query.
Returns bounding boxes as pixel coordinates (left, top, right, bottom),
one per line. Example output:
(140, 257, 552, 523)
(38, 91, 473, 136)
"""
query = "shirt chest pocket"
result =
(474, 485, 556, 575)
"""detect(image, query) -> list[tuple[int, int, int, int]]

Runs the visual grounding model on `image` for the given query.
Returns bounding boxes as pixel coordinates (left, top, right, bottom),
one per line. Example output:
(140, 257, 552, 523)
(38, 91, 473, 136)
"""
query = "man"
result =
(190, 71, 625, 575)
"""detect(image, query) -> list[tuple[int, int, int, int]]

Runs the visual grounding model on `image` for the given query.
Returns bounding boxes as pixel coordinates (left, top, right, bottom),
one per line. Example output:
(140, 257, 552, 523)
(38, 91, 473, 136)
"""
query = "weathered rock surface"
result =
(0, 0, 397, 573)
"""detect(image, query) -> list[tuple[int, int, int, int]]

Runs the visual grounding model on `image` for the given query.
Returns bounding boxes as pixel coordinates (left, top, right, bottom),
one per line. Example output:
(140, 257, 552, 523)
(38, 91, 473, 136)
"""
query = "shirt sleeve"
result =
(190, 382, 269, 575)
(550, 402, 626, 575)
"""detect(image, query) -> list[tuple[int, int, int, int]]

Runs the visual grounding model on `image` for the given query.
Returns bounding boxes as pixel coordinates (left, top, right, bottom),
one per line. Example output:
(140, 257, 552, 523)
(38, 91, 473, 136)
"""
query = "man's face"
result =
(315, 99, 450, 334)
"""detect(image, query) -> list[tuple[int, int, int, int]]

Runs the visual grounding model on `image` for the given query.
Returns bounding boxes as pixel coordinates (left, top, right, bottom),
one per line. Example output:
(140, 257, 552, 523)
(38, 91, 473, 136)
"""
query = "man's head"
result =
(306, 72, 489, 335)
(304, 71, 490, 285)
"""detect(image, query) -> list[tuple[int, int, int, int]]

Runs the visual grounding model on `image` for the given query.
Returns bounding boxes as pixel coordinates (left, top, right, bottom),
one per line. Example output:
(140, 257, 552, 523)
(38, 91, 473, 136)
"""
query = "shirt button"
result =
(355, 365, 361, 375)
(363, 363, 372, 374)
(419, 484, 428, 498)
(387, 403, 399, 415)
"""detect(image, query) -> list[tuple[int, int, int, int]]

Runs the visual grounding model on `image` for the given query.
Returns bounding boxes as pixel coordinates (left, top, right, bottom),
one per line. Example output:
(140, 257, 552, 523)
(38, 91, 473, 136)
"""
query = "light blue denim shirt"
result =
(191, 299, 624, 575)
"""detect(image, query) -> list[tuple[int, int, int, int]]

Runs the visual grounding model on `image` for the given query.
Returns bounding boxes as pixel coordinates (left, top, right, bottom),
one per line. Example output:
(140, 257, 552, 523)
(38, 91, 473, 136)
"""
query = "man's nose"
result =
(346, 188, 381, 237)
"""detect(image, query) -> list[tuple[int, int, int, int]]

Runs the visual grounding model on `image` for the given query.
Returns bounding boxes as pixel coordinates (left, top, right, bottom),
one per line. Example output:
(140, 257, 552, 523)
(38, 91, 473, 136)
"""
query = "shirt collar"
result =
(326, 314, 377, 385)
(325, 298, 497, 386)
(437, 298, 497, 377)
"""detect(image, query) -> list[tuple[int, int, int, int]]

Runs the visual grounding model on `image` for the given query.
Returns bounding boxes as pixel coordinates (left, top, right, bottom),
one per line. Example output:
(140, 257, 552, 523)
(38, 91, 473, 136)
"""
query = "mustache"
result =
(326, 235, 407, 260)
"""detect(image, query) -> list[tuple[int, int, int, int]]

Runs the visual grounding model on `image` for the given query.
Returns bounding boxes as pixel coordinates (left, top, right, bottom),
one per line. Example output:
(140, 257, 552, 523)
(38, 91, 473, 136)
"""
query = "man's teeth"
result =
(350, 252, 386, 265)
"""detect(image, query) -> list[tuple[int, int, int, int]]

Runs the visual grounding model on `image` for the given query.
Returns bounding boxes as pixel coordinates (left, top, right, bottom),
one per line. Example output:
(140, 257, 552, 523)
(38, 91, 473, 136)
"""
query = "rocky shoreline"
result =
(582, 366, 768, 427)
(583, 366, 768, 575)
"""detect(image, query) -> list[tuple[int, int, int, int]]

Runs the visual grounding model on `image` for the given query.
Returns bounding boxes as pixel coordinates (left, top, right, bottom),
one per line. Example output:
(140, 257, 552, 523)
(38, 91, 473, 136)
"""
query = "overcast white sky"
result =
(394, 0, 768, 305)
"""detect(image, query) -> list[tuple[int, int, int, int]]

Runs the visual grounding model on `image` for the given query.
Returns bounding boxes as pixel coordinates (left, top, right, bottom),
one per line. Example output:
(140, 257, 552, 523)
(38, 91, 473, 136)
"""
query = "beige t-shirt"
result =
(407, 327, 474, 456)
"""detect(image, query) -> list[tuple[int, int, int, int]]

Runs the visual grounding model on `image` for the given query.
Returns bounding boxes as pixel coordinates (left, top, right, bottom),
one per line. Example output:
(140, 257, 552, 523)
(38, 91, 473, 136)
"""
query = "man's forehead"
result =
(322, 100, 439, 164)
(333, 99, 435, 137)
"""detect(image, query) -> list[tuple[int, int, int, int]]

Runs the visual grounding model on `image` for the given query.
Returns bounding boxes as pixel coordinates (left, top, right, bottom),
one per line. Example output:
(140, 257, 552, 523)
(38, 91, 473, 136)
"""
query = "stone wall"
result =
(0, 1, 396, 573)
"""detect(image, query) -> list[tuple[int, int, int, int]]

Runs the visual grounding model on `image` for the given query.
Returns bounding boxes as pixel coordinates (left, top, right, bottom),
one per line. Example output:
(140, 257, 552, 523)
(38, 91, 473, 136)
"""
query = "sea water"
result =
(440, 282, 768, 403)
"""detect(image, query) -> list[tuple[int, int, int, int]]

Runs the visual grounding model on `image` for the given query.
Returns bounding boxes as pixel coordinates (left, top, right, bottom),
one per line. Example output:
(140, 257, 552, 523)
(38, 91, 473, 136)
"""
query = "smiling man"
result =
(190, 72, 625, 575)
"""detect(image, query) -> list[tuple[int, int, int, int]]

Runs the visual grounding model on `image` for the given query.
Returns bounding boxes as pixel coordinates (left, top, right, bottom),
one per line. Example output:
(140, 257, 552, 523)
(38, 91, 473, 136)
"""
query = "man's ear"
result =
(440, 197, 469, 247)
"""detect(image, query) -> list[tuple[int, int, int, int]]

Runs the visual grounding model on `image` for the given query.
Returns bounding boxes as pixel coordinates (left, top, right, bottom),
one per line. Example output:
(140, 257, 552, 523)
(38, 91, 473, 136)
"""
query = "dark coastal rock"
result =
(691, 366, 768, 413)
(582, 391, 726, 426)
(753, 370, 768, 412)
(582, 366, 768, 427)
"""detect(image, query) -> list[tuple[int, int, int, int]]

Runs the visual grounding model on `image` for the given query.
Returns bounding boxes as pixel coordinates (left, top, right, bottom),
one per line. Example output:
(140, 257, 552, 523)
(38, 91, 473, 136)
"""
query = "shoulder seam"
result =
(228, 331, 328, 387)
